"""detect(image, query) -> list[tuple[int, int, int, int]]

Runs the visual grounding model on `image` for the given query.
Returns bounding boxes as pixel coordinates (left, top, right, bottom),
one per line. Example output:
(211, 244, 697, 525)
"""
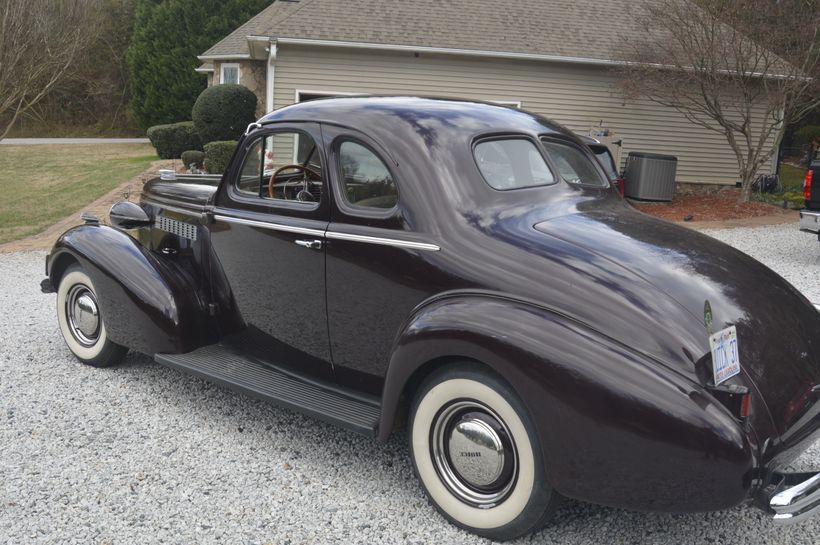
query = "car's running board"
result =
(154, 344, 381, 436)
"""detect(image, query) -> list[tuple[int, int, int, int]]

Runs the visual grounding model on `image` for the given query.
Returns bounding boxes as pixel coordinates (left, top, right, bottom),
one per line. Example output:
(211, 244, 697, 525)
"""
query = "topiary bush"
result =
(181, 150, 205, 170)
(203, 141, 238, 174)
(192, 84, 257, 144)
(146, 121, 202, 159)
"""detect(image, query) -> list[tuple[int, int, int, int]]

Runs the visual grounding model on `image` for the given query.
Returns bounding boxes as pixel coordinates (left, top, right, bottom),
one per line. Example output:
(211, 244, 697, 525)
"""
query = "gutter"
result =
(197, 37, 622, 67)
(273, 37, 624, 67)
(197, 36, 795, 80)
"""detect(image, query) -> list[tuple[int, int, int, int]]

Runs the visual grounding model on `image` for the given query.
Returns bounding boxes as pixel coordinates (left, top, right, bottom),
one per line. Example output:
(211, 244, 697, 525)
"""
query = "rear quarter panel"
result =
(383, 295, 756, 512)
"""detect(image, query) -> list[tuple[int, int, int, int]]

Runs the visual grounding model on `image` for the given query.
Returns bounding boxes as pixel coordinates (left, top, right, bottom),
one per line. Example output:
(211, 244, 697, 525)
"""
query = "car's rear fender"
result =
(47, 224, 217, 355)
(381, 293, 756, 512)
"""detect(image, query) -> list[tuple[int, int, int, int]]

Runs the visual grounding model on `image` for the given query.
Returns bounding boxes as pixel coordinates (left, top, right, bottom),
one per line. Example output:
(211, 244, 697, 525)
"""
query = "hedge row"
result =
(146, 121, 201, 159)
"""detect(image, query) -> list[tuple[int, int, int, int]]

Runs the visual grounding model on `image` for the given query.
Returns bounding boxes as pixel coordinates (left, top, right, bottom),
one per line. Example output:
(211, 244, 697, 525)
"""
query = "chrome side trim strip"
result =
(326, 231, 440, 251)
(214, 214, 325, 237)
(214, 214, 440, 251)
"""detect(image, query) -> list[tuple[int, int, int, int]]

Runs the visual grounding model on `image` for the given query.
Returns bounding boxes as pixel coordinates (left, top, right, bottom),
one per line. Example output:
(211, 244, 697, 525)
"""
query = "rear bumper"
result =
(799, 209, 820, 234)
(761, 472, 820, 523)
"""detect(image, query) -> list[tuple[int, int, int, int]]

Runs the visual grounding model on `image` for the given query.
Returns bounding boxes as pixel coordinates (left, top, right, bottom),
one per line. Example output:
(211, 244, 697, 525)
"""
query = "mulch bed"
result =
(630, 188, 787, 222)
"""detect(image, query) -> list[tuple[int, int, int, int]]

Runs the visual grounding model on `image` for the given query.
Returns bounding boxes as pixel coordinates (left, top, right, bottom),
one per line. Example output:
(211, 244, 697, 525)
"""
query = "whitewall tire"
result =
(409, 363, 558, 541)
(56, 264, 127, 367)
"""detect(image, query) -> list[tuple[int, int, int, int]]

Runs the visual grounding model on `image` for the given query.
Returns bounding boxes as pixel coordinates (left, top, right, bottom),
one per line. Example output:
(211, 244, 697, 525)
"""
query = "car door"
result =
(322, 125, 440, 394)
(209, 123, 333, 380)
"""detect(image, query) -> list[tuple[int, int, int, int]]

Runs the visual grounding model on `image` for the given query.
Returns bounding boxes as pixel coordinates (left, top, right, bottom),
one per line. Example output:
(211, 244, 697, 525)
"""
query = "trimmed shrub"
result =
(192, 84, 257, 143)
(203, 141, 238, 174)
(181, 150, 205, 170)
(146, 121, 202, 159)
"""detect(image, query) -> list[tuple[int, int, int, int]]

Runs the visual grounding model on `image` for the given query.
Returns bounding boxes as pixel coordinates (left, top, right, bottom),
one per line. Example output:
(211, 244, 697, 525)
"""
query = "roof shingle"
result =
(201, 0, 644, 62)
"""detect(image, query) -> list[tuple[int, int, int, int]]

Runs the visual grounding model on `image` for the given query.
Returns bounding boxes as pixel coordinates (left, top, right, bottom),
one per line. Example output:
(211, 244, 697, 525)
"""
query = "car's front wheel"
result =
(408, 363, 558, 541)
(56, 264, 127, 367)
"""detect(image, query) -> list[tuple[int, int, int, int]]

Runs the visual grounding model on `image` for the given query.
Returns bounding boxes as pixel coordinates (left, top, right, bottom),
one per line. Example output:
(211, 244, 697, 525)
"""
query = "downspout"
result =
(266, 39, 278, 114)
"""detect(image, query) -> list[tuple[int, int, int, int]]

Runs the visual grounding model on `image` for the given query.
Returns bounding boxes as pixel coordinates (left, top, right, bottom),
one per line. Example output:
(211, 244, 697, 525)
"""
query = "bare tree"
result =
(0, 0, 99, 140)
(619, 0, 820, 201)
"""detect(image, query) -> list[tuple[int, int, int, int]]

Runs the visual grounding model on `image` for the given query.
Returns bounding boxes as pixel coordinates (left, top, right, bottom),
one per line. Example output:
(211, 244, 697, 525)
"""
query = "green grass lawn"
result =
(0, 144, 157, 244)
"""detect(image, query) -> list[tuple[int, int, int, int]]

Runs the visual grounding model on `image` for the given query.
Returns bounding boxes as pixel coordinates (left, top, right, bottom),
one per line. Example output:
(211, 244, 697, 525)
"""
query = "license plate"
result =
(710, 325, 741, 385)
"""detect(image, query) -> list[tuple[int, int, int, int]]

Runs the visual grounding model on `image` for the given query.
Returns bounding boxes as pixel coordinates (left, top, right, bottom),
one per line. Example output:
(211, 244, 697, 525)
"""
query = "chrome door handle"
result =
(294, 239, 323, 250)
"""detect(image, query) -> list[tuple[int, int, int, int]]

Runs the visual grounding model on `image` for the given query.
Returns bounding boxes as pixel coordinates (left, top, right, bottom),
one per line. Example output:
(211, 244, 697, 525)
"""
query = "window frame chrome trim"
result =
(214, 214, 326, 237)
(471, 133, 559, 192)
(213, 214, 440, 251)
(325, 231, 440, 252)
(330, 135, 400, 219)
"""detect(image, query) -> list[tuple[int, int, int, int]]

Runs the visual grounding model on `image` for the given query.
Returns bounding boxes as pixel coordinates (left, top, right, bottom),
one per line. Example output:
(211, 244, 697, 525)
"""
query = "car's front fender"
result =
(47, 224, 215, 355)
(381, 293, 755, 512)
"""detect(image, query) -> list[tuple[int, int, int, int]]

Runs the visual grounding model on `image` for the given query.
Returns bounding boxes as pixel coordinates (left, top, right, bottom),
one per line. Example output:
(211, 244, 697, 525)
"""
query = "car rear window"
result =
(473, 138, 555, 190)
(540, 139, 606, 187)
(589, 145, 618, 180)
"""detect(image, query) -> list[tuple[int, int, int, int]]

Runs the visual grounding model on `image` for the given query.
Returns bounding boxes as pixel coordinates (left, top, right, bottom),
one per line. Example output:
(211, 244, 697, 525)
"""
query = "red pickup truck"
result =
(799, 151, 820, 237)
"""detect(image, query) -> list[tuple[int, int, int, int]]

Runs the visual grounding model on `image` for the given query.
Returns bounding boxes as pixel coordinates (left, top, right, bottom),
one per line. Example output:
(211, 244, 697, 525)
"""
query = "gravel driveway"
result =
(1, 223, 819, 545)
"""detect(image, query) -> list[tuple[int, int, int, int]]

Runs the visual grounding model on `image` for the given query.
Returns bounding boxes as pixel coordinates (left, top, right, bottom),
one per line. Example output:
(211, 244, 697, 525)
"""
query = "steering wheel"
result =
(268, 164, 321, 200)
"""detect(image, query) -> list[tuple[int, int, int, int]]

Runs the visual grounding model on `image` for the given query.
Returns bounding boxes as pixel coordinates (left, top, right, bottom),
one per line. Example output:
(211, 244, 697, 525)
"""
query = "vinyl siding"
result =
(271, 45, 774, 184)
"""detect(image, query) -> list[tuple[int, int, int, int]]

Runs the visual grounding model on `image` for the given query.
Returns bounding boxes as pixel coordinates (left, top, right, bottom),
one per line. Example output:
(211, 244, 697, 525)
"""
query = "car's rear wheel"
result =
(408, 363, 558, 541)
(56, 264, 127, 367)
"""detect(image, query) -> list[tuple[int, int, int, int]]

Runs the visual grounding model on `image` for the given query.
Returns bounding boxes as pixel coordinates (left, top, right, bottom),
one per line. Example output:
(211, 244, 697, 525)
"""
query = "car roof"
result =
(259, 96, 573, 143)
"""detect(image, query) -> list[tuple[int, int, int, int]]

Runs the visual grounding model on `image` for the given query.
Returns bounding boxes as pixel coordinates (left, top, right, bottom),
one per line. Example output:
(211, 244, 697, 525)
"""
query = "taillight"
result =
(740, 391, 751, 419)
(708, 383, 751, 420)
(804, 170, 813, 201)
(613, 178, 625, 198)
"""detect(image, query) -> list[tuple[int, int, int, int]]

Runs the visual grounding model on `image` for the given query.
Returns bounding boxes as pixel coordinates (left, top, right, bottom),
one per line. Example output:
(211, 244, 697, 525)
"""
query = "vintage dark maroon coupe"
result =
(41, 97, 820, 540)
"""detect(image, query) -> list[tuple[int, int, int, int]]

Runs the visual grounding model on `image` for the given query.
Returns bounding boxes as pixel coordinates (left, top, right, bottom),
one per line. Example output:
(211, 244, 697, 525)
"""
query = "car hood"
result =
(533, 207, 820, 460)
(142, 176, 219, 211)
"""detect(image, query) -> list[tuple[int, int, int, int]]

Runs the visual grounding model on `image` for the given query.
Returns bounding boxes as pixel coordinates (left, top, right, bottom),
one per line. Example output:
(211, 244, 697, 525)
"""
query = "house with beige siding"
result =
(197, 0, 775, 186)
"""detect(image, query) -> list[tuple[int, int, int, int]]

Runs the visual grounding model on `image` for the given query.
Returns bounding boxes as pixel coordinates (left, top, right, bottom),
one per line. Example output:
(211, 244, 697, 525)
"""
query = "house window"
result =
(220, 63, 240, 85)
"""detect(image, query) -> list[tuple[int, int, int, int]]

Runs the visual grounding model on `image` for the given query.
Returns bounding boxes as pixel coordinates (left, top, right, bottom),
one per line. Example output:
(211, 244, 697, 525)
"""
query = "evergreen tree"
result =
(127, 0, 270, 129)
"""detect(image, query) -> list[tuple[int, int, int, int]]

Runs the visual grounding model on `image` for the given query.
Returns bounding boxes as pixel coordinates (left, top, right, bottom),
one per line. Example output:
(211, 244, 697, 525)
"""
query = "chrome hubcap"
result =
(431, 400, 517, 507)
(66, 284, 100, 346)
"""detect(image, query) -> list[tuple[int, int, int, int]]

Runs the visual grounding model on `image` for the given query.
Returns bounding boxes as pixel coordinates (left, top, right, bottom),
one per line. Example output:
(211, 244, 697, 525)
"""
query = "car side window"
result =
(338, 140, 397, 209)
(474, 138, 555, 190)
(236, 131, 324, 203)
(540, 139, 606, 187)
